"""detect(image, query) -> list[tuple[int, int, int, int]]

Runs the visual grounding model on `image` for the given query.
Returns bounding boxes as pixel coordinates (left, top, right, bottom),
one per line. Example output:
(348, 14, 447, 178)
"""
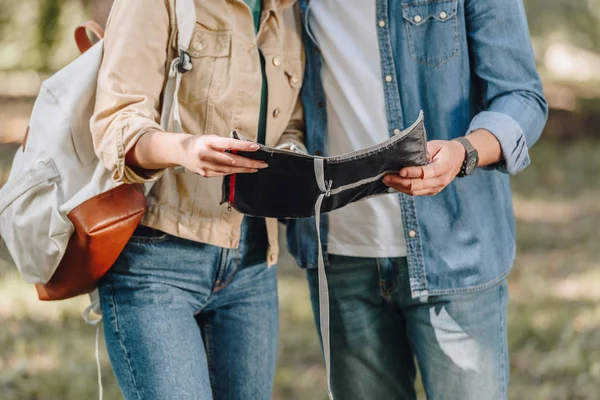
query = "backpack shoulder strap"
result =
(160, 0, 197, 133)
(175, 0, 197, 62)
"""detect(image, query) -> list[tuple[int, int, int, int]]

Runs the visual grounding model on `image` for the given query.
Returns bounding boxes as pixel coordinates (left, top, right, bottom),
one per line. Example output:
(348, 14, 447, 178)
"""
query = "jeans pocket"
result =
(129, 225, 169, 245)
(402, 0, 459, 67)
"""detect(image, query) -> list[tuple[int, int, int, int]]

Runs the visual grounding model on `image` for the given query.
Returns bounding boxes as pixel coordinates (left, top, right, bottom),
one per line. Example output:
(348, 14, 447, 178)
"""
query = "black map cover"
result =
(221, 112, 428, 219)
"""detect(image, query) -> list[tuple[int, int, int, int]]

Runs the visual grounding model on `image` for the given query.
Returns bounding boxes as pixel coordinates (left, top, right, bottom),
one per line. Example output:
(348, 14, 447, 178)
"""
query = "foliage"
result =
(524, 0, 600, 52)
(37, 0, 63, 72)
(1, 0, 600, 72)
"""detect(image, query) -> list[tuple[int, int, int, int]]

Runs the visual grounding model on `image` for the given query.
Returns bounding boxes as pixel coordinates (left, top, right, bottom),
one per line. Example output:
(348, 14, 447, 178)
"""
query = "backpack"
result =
(0, 0, 197, 301)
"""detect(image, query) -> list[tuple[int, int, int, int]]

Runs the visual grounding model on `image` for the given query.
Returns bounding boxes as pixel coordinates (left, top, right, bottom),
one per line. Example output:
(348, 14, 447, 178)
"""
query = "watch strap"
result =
(455, 136, 476, 155)
(455, 136, 478, 177)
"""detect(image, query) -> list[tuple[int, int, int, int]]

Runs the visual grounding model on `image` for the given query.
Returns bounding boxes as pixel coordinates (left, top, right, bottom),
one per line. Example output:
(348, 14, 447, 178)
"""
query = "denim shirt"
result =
(286, 0, 548, 298)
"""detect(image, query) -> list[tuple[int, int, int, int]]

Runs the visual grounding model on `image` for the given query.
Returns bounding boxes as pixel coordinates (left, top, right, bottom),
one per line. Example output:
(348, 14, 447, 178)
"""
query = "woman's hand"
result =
(125, 131, 268, 178)
(180, 135, 268, 177)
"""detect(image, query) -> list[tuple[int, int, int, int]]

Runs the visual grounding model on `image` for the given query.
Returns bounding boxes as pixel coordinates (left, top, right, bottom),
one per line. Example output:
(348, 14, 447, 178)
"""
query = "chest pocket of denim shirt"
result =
(402, 1, 459, 67)
(180, 27, 232, 104)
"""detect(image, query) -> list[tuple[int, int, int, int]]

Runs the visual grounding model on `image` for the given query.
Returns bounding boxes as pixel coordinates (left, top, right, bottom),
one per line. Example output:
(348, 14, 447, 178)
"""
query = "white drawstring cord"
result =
(95, 321, 103, 400)
(83, 297, 103, 400)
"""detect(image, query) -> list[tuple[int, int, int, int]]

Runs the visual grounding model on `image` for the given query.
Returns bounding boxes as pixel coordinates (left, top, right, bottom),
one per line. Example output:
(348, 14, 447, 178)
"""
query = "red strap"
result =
(74, 20, 105, 54)
(229, 151, 238, 204)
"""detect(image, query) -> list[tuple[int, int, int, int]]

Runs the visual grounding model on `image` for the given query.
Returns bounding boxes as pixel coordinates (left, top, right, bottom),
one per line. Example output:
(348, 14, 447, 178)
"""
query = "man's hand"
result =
(383, 130, 503, 196)
(383, 140, 465, 196)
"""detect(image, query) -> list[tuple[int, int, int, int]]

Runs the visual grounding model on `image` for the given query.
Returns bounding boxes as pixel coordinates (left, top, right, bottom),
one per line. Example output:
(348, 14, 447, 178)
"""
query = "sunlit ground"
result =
(1, 138, 599, 399)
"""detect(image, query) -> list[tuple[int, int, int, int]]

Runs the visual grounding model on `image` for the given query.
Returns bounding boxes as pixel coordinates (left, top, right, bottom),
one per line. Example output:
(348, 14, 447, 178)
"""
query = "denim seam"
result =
(403, 0, 457, 6)
(375, 258, 388, 299)
(204, 320, 216, 388)
(424, 261, 513, 297)
(213, 248, 240, 292)
(212, 248, 228, 292)
(325, 116, 425, 163)
(108, 276, 143, 400)
(376, 0, 404, 131)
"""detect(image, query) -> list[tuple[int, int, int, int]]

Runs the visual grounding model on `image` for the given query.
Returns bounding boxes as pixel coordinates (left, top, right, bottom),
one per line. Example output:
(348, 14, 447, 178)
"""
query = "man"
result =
(286, 0, 548, 399)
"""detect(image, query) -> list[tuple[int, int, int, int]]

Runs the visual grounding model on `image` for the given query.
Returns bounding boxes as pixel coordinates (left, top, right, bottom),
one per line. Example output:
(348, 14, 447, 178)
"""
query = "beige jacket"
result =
(91, 0, 304, 266)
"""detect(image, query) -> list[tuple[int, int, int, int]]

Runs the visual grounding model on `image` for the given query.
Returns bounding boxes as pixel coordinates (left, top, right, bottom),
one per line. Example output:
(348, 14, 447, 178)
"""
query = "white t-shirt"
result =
(310, 0, 407, 257)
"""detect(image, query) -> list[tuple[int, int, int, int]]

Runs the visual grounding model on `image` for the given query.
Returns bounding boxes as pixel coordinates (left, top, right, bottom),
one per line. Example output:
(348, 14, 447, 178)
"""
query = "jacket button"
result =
(273, 56, 282, 66)
(414, 15, 422, 23)
(393, 128, 401, 135)
(273, 108, 281, 118)
(408, 230, 417, 238)
(385, 75, 393, 83)
(439, 11, 448, 19)
(192, 42, 204, 51)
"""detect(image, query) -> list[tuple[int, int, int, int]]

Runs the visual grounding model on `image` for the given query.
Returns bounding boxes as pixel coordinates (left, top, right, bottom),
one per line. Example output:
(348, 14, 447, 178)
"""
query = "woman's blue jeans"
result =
(98, 217, 278, 400)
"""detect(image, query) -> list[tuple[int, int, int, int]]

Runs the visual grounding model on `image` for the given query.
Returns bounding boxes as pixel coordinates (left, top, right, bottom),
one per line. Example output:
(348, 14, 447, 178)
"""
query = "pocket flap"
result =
(188, 28, 232, 58)
(402, 1, 458, 25)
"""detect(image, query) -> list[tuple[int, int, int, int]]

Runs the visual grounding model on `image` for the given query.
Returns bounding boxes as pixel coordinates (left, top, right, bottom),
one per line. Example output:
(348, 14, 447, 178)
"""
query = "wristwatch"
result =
(454, 137, 479, 177)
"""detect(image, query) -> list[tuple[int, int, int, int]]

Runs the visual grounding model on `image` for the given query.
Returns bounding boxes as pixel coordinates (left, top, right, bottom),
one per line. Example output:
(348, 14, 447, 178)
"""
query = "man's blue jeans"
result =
(98, 217, 278, 400)
(307, 255, 509, 400)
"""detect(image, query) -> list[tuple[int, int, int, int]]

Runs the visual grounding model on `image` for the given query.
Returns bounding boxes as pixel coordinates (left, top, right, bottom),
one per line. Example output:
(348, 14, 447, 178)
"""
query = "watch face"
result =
(465, 155, 479, 175)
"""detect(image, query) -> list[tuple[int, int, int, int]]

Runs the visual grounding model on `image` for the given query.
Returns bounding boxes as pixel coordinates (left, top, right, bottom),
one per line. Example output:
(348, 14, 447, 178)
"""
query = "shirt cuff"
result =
(468, 111, 530, 175)
(114, 122, 165, 184)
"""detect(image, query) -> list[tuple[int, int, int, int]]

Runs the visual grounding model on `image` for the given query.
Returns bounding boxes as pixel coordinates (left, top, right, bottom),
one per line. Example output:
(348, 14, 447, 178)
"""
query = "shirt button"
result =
(408, 230, 417, 238)
(273, 56, 282, 66)
(413, 15, 422, 23)
(378, 20, 386, 28)
(192, 42, 204, 51)
(439, 11, 448, 19)
(393, 128, 401, 135)
(385, 75, 393, 83)
(273, 108, 281, 118)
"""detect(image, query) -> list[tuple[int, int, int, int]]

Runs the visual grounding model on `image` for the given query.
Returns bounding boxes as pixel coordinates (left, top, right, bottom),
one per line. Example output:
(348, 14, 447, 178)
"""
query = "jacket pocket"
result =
(179, 26, 232, 105)
(402, 0, 459, 67)
(0, 159, 73, 284)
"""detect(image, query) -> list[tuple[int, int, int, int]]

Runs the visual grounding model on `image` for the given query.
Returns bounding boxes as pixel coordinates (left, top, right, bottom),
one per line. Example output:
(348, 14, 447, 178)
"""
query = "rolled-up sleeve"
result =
(90, 0, 171, 184)
(466, 0, 548, 175)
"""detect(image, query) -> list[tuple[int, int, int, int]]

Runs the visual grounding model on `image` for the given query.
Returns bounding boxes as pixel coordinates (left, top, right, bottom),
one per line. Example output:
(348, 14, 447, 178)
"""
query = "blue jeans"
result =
(98, 217, 278, 400)
(307, 255, 509, 400)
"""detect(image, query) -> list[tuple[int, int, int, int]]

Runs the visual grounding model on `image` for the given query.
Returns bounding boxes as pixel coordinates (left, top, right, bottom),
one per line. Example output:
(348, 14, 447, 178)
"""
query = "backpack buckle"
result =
(177, 50, 192, 73)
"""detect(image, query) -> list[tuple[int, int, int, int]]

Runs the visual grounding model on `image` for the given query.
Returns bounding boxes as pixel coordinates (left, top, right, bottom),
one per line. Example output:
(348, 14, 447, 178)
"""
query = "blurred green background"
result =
(0, 1, 599, 399)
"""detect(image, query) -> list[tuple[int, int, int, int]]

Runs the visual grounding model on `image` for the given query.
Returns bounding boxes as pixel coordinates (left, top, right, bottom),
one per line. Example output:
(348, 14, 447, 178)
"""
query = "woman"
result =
(90, 0, 304, 399)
